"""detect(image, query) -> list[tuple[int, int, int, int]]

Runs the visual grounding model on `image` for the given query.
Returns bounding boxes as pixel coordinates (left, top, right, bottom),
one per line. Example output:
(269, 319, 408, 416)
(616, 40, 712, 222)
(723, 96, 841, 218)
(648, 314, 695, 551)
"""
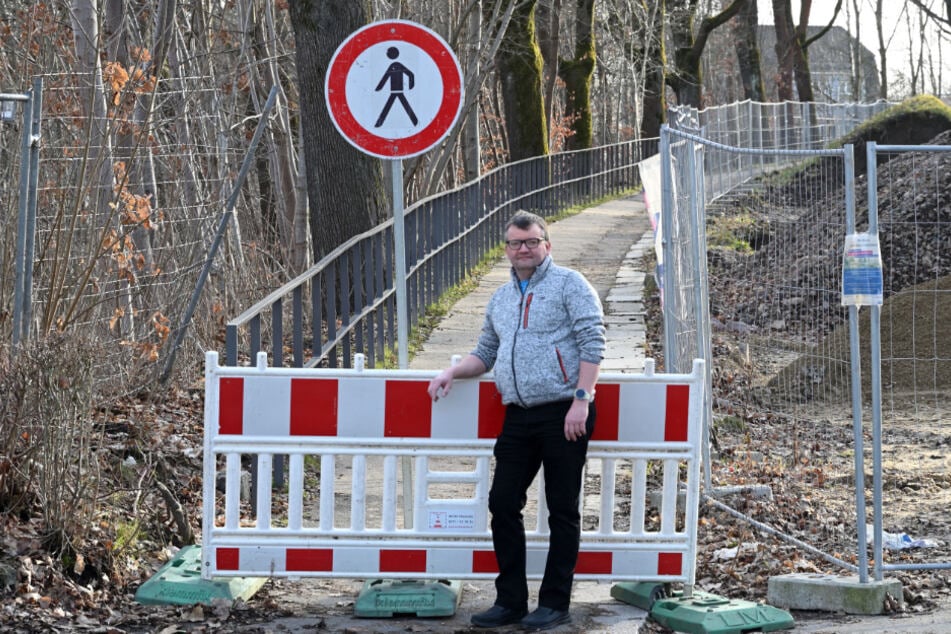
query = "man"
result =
(427, 210, 605, 631)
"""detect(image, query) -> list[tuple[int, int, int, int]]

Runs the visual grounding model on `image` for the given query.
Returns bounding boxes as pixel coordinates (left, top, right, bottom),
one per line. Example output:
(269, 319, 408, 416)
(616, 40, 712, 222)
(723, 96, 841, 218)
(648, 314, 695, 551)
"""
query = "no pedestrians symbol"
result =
(325, 20, 464, 159)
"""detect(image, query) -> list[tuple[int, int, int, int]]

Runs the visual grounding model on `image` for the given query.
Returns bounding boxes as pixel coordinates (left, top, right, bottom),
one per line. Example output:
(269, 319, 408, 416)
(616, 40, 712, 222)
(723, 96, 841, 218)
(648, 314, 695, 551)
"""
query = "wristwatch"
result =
(574, 388, 594, 402)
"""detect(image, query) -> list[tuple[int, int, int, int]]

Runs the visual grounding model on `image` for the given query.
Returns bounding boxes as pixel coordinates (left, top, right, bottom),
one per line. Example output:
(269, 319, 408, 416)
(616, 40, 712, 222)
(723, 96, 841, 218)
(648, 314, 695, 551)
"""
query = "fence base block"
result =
(610, 581, 670, 611)
(354, 578, 462, 618)
(135, 545, 266, 606)
(647, 588, 794, 634)
(768, 573, 904, 615)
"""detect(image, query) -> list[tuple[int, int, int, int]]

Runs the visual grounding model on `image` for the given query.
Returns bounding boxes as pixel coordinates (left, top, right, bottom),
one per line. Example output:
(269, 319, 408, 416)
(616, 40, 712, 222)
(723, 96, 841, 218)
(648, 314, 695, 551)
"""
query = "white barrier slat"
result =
(382, 455, 397, 532)
(319, 454, 334, 531)
(631, 459, 647, 535)
(288, 454, 304, 531)
(225, 453, 241, 530)
(351, 455, 367, 530)
(255, 454, 273, 530)
(431, 379, 481, 438)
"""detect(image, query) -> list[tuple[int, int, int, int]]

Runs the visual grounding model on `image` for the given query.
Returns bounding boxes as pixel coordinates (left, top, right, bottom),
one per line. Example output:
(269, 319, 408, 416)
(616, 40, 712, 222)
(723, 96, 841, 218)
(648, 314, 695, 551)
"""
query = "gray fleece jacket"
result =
(471, 256, 605, 407)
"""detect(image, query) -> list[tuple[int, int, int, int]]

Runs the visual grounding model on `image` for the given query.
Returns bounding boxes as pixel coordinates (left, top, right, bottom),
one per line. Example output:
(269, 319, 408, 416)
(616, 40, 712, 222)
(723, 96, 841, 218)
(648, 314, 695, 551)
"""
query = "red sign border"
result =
(325, 20, 464, 159)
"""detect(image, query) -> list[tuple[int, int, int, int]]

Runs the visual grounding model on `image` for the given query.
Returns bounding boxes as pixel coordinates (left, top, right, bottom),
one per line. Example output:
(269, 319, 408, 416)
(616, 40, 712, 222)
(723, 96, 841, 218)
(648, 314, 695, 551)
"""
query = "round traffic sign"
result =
(325, 20, 464, 159)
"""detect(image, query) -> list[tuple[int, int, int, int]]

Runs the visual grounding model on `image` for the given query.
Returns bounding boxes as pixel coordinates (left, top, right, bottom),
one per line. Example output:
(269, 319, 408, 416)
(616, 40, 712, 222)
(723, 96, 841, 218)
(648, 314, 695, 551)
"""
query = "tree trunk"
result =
(288, 0, 388, 261)
(489, 0, 548, 160)
(875, 0, 888, 99)
(772, 0, 796, 101)
(558, 0, 596, 150)
(462, 0, 483, 182)
(631, 0, 666, 140)
(733, 0, 765, 101)
(535, 0, 561, 137)
(792, 0, 815, 102)
(848, 0, 863, 99)
(243, 0, 300, 268)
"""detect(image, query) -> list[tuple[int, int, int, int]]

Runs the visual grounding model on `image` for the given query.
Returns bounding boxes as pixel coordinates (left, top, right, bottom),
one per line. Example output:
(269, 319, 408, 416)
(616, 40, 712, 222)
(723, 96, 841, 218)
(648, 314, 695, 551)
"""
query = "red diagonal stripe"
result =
(291, 378, 338, 436)
(664, 384, 690, 442)
(590, 383, 619, 441)
(657, 552, 682, 576)
(379, 549, 427, 573)
(286, 548, 333, 572)
(219, 378, 244, 435)
(385, 380, 432, 437)
(477, 382, 506, 438)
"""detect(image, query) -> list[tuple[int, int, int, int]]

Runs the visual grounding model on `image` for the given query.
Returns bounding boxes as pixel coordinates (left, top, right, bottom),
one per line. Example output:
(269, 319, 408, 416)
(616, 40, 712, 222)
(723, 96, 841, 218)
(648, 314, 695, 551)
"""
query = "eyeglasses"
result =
(504, 238, 546, 250)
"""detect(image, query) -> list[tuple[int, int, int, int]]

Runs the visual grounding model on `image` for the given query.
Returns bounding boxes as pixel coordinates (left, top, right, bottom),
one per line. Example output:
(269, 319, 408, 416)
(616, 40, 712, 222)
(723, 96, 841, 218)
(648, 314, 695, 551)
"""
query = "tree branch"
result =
(803, 0, 844, 48)
(690, 0, 749, 59)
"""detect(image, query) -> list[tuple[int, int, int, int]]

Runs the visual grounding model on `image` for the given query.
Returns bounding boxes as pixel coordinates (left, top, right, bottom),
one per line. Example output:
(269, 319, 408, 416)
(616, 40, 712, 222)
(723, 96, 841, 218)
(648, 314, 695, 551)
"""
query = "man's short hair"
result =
(505, 210, 549, 240)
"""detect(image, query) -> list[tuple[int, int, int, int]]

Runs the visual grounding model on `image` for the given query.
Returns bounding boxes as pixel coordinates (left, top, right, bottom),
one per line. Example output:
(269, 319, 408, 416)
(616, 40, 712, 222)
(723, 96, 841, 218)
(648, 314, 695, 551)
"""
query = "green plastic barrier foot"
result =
(135, 545, 267, 606)
(611, 581, 670, 611)
(354, 578, 462, 617)
(648, 588, 795, 634)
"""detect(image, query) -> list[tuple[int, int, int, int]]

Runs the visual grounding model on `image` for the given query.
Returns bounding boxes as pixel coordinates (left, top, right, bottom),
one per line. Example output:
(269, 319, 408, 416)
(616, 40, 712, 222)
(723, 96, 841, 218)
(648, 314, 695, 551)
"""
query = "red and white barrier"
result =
(202, 351, 705, 585)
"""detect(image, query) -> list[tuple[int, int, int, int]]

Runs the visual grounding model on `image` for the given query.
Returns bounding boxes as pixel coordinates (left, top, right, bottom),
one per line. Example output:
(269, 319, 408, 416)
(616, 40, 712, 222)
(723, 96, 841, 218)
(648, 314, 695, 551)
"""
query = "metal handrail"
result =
(224, 138, 657, 368)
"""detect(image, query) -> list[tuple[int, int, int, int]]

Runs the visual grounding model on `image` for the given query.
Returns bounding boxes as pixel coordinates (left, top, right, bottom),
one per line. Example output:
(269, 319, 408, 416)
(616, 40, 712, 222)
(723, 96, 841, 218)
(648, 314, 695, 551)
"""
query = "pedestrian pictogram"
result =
(325, 20, 464, 159)
(375, 47, 418, 128)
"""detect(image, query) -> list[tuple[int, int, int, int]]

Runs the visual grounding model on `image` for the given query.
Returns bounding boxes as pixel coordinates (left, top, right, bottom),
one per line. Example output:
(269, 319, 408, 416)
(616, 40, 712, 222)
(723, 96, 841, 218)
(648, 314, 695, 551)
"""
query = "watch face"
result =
(575, 389, 588, 400)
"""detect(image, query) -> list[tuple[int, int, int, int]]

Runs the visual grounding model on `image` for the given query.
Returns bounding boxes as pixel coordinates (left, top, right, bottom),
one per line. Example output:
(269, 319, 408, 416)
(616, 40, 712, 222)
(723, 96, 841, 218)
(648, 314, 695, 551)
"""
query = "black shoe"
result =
(471, 604, 528, 628)
(520, 606, 571, 631)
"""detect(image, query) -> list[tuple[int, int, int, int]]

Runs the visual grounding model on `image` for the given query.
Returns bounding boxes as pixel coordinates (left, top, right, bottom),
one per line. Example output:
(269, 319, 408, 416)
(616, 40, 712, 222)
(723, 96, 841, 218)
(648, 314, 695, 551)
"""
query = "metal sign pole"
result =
(391, 158, 413, 530)
(391, 158, 410, 370)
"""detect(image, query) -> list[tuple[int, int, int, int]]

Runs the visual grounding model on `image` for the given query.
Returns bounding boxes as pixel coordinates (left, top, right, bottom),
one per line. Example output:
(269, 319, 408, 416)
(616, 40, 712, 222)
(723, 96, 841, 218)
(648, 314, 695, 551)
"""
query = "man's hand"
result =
(427, 369, 454, 401)
(564, 400, 589, 441)
(427, 355, 488, 402)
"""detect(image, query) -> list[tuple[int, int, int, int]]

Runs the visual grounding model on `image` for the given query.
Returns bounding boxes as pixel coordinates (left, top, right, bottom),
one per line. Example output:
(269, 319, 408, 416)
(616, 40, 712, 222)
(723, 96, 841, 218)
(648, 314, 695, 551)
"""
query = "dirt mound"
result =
(768, 274, 951, 400)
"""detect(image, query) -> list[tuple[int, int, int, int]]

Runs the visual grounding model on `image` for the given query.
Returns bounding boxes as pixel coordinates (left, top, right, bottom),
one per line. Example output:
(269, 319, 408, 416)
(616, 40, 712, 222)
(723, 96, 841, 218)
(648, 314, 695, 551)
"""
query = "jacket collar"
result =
(509, 255, 553, 288)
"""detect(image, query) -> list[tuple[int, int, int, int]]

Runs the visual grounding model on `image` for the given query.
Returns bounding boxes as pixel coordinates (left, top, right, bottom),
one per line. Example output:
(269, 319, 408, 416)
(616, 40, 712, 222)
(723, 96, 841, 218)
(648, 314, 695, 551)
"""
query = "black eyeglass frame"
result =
(504, 238, 547, 250)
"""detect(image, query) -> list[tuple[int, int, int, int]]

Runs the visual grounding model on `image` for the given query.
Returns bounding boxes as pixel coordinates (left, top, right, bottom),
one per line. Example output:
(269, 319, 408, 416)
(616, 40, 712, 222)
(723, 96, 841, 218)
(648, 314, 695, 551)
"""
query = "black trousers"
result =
(489, 399, 596, 612)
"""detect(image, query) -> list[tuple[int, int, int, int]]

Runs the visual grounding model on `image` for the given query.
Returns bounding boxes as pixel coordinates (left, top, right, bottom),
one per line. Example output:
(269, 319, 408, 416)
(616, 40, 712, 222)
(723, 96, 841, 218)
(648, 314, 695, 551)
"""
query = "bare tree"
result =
(288, 0, 389, 261)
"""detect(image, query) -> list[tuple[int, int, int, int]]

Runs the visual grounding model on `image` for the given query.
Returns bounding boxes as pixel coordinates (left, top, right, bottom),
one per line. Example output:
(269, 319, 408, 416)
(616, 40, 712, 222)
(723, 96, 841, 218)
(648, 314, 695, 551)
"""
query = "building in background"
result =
(703, 25, 881, 105)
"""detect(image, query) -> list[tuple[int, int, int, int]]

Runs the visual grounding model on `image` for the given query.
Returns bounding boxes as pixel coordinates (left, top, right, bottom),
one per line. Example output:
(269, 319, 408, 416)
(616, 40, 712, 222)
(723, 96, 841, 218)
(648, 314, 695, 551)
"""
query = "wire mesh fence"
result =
(2, 71, 278, 397)
(669, 99, 894, 203)
(660, 123, 870, 574)
(867, 142, 951, 577)
(659, 104, 951, 583)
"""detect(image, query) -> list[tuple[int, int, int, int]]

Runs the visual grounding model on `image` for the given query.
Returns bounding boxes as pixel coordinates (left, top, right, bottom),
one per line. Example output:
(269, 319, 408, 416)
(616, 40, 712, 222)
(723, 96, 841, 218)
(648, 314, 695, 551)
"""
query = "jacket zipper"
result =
(555, 347, 569, 383)
(522, 292, 534, 328)
(511, 290, 533, 406)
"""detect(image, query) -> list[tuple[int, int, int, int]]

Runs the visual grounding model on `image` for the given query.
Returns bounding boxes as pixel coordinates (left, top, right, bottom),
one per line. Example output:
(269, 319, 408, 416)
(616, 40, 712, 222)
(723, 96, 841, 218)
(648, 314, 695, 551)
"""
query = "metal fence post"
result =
(843, 143, 870, 583)
(659, 126, 678, 373)
(9, 79, 40, 349)
(867, 142, 884, 581)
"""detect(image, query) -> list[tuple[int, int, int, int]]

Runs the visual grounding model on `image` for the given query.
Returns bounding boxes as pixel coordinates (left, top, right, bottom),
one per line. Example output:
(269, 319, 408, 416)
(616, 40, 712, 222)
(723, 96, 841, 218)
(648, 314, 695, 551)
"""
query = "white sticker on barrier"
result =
(428, 509, 477, 531)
